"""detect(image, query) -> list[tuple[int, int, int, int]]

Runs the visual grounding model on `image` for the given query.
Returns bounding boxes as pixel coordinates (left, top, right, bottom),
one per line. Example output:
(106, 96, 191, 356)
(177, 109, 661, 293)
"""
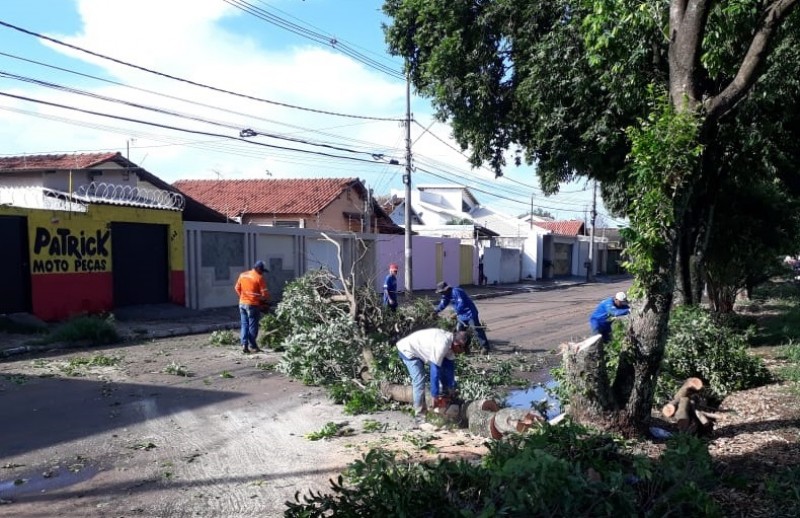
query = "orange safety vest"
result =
(235, 269, 269, 306)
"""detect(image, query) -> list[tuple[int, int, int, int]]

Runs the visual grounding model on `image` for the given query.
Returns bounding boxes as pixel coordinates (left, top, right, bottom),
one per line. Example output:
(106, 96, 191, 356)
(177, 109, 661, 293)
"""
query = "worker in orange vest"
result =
(235, 260, 270, 353)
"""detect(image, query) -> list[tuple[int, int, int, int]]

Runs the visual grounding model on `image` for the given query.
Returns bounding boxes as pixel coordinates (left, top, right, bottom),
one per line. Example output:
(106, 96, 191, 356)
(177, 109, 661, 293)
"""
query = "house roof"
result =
(532, 220, 586, 236)
(172, 178, 366, 218)
(417, 184, 480, 207)
(0, 152, 227, 222)
(470, 206, 532, 237)
(0, 152, 123, 171)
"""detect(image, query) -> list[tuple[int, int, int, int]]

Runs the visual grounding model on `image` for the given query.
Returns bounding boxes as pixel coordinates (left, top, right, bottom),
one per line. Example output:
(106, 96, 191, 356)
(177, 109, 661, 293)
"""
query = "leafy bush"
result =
(277, 316, 372, 385)
(257, 312, 290, 351)
(285, 420, 720, 517)
(658, 305, 771, 404)
(274, 269, 347, 330)
(328, 380, 383, 415)
(39, 314, 119, 346)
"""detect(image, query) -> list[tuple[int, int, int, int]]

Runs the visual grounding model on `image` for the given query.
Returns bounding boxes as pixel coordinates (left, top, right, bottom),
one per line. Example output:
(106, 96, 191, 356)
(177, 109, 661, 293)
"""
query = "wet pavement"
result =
(1, 275, 628, 358)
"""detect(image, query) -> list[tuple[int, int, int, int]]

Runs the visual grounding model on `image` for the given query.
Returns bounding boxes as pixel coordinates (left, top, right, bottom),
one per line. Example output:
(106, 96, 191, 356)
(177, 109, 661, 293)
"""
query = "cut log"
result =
(468, 409, 496, 437)
(378, 382, 433, 408)
(674, 396, 695, 432)
(661, 377, 704, 418)
(492, 408, 544, 435)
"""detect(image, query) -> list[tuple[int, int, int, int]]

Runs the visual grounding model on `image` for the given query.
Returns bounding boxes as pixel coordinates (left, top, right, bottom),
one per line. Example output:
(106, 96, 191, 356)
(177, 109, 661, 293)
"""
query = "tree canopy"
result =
(383, 0, 800, 430)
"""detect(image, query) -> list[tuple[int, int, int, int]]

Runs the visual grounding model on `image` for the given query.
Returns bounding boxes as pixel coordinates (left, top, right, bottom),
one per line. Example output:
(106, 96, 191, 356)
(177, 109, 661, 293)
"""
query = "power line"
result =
(0, 19, 403, 122)
(0, 90, 404, 167)
(0, 50, 397, 151)
(223, 0, 405, 81)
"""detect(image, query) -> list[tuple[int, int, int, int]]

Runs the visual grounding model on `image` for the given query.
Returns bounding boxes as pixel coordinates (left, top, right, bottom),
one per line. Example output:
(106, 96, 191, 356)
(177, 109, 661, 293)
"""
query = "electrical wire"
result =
(0, 19, 403, 122)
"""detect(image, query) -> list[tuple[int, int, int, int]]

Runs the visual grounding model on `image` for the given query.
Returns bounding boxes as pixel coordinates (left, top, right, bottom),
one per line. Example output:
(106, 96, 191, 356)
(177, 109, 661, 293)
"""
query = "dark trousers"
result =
(457, 317, 490, 351)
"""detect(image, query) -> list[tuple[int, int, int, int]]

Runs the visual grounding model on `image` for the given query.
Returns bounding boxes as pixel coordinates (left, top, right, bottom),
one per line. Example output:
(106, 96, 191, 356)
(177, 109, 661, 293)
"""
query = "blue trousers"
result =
(239, 304, 261, 349)
(590, 321, 612, 343)
(399, 351, 456, 414)
(457, 317, 490, 350)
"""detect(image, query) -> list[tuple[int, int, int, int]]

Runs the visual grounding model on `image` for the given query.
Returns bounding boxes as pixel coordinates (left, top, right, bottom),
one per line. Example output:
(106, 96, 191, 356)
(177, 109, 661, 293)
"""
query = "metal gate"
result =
(0, 216, 31, 313)
(111, 222, 169, 306)
(553, 243, 573, 276)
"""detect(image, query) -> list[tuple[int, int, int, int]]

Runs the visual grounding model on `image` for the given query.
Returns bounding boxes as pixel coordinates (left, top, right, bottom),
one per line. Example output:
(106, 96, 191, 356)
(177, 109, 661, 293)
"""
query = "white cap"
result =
(615, 291, 627, 302)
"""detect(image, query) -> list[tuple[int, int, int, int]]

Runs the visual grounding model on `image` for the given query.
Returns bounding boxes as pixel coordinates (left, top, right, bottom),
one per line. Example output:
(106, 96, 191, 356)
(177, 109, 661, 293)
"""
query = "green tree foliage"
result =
(286, 421, 719, 516)
(383, 0, 800, 429)
(658, 306, 771, 404)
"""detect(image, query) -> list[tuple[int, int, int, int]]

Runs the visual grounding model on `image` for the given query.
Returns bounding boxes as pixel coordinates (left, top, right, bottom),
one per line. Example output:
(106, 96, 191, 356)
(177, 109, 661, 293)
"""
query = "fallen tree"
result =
(378, 382, 545, 438)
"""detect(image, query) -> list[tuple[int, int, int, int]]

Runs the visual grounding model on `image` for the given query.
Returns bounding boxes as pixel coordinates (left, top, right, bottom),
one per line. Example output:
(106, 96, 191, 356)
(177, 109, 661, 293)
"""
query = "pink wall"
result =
(375, 234, 466, 291)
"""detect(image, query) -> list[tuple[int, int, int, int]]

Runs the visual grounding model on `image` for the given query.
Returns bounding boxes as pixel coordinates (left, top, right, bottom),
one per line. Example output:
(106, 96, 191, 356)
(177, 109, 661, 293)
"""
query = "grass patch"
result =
(37, 315, 119, 346)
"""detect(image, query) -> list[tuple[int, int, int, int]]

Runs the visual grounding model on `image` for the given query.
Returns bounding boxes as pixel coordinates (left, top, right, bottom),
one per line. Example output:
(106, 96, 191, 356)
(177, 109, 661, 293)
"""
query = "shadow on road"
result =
(0, 374, 243, 458)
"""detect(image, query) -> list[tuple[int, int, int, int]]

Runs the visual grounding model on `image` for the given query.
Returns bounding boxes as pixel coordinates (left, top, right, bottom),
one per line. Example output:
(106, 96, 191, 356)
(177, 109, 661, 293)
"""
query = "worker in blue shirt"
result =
(589, 291, 631, 343)
(383, 263, 399, 311)
(434, 282, 491, 354)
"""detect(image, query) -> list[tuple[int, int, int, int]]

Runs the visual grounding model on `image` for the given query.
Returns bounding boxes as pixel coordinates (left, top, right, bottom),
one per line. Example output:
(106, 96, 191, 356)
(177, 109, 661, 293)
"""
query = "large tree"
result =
(383, 0, 800, 431)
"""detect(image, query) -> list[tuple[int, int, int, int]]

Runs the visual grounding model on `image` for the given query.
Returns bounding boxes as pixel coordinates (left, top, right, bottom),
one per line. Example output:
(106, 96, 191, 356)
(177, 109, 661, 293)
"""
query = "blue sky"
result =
(0, 0, 619, 224)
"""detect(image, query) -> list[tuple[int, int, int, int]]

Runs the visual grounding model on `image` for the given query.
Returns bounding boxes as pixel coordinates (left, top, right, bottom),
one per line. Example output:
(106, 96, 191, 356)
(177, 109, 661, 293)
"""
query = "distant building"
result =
(174, 177, 402, 234)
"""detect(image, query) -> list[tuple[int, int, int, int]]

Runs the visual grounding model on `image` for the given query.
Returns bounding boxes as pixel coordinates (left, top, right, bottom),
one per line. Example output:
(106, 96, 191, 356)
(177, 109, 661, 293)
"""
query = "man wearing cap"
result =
(434, 282, 491, 354)
(235, 260, 270, 354)
(383, 263, 399, 311)
(396, 328, 469, 420)
(589, 291, 631, 343)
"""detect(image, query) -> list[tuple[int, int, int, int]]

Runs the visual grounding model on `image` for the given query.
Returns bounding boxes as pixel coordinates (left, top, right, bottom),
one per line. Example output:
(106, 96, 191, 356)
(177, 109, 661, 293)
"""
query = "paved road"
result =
(0, 280, 633, 516)
(473, 279, 633, 354)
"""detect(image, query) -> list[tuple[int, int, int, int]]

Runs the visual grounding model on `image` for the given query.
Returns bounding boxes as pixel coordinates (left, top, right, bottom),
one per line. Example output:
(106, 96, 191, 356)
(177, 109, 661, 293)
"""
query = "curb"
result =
(0, 322, 241, 359)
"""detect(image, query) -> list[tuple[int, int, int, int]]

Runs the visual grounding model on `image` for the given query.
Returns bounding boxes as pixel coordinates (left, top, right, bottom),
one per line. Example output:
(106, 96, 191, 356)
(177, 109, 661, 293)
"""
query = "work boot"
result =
(242, 346, 250, 354)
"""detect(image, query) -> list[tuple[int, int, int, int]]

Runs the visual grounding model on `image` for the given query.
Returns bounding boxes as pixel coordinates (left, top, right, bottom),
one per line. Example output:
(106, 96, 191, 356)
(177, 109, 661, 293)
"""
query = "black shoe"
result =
(248, 346, 262, 353)
(242, 347, 250, 354)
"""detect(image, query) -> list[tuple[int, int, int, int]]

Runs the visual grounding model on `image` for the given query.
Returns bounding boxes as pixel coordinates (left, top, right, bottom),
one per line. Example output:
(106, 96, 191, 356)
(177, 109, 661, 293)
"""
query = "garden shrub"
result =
(39, 314, 119, 346)
(658, 305, 771, 404)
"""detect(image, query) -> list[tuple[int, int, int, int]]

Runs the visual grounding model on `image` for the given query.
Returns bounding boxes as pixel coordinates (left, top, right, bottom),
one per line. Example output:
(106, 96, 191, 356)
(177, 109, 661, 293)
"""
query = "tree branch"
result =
(705, 0, 800, 121)
(669, 0, 714, 108)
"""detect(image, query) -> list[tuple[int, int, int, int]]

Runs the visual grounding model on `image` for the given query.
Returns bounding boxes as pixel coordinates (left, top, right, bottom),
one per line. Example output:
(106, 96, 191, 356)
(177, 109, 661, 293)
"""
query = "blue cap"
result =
(254, 260, 267, 272)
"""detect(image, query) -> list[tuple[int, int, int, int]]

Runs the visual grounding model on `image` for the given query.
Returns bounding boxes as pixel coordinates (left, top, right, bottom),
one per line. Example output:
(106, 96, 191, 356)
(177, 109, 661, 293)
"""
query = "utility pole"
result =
(403, 77, 413, 295)
(530, 193, 534, 229)
(587, 180, 598, 282)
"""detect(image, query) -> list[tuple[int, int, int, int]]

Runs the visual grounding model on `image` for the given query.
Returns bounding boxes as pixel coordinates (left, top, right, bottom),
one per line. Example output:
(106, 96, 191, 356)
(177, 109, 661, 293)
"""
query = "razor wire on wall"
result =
(0, 186, 88, 212)
(74, 182, 184, 211)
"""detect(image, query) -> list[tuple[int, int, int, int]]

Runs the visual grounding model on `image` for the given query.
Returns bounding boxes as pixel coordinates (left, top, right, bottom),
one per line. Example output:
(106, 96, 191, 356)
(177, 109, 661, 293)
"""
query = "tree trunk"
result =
(562, 335, 616, 421)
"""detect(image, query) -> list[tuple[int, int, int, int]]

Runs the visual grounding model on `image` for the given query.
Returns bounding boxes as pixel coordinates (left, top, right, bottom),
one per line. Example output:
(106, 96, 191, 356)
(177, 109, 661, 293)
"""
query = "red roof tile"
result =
(0, 152, 122, 171)
(172, 178, 364, 217)
(532, 220, 586, 236)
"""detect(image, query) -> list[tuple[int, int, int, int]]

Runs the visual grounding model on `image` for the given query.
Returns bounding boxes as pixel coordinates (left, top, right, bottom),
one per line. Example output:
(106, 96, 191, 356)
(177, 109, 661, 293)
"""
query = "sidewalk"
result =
(1, 275, 627, 358)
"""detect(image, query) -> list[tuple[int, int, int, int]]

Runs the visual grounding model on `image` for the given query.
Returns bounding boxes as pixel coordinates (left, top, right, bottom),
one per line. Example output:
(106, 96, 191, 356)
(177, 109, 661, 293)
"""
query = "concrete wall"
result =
(521, 230, 545, 280)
